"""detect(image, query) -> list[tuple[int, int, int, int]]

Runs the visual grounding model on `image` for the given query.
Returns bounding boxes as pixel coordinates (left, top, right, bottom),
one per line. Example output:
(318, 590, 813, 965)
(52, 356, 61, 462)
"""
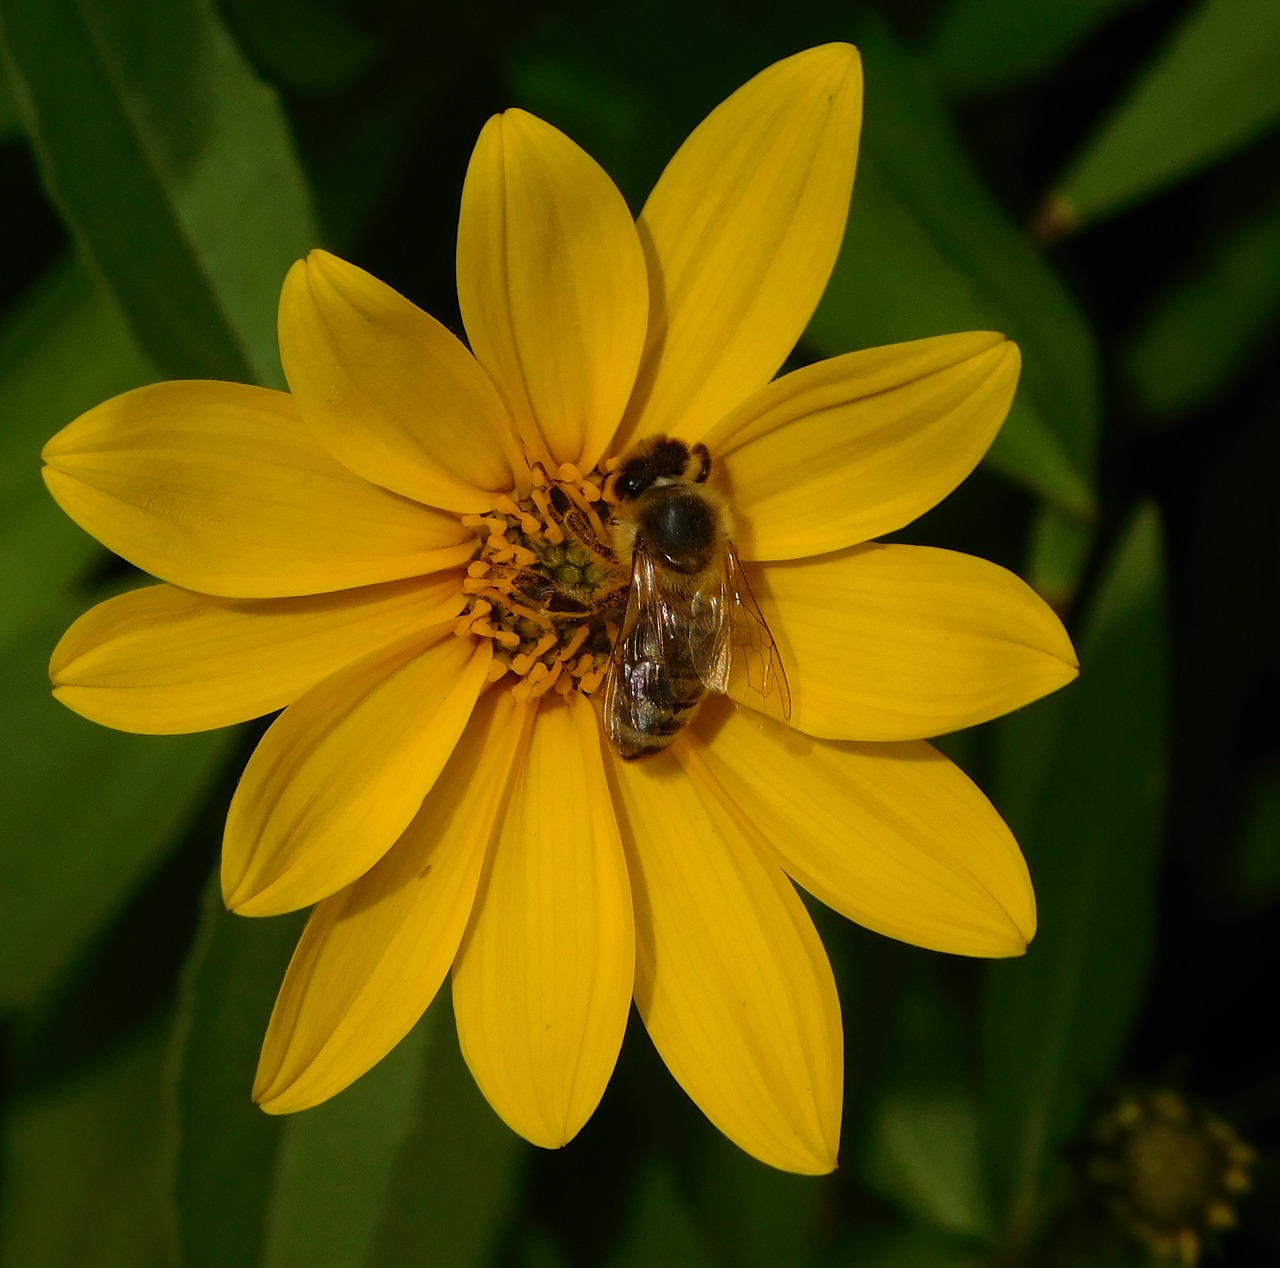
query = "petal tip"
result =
(797, 40, 860, 71)
(802, 41, 863, 96)
(994, 338, 1023, 388)
(808, 1151, 840, 1177)
(221, 860, 265, 916)
(253, 1090, 292, 1116)
(1046, 631, 1082, 681)
(279, 255, 313, 312)
(775, 1134, 839, 1176)
(1062, 633, 1082, 673)
(224, 880, 294, 919)
(252, 1060, 305, 1114)
(40, 435, 67, 467)
(997, 894, 1037, 957)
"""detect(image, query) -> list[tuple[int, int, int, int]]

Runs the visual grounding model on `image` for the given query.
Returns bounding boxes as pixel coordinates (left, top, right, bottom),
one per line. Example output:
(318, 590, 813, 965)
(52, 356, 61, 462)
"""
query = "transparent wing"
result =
(718, 543, 792, 722)
(603, 548, 690, 751)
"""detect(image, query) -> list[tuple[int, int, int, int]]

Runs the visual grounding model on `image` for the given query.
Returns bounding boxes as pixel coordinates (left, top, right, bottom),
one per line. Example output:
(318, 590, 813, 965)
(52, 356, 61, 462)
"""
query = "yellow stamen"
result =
(457, 461, 626, 699)
(557, 624, 589, 662)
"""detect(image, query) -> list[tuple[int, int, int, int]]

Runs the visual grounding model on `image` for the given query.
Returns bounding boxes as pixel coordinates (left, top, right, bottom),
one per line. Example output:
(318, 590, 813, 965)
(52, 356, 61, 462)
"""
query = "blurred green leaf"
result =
(984, 504, 1168, 1248)
(0, 1017, 171, 1268)
(926, 0, 1140, 97)
(1027, 504, 1095, 613)
(867, 1091, 990, 1240)
(607, 1159, 713, 1268)
(1053, 0, 1280, 227)
(693, 1132, 824, 1268)
(261, 1020, 435, 1268)
(807, 19, 1099, 516)
(374, 994, 526, 1268)
(0, 608, 236, 1010)
(1237, 764, 1280, 907)
(0, 55, 17, 137)
(219, 0, 376, 94)
(1125, 187, 1280, 420)
(517, 1230, 573, 1268)
(172, 881, 523, 1268)
(824, 1225, 982, 1268)
(859, 959, 992, 1241)
(0, 255, 154, 653)
(169, 880, 303, 1268)
(0, 0, 318, 385)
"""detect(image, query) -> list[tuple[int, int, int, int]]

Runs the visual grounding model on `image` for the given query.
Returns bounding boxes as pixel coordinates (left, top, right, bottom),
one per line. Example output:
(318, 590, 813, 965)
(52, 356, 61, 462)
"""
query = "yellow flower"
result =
(41, 44, 1077, 1175)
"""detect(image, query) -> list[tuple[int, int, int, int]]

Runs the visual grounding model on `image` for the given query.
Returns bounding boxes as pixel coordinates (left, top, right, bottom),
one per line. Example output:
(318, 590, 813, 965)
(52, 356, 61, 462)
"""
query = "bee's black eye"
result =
(614, 436, 694, 502)
(614, 463, 651, 501)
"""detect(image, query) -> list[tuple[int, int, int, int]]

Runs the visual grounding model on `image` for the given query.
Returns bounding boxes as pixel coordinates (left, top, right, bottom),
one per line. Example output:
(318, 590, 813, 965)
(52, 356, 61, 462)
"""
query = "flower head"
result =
(1089, 1090, 1255, 1265)
(42, 44, 1077, 1174)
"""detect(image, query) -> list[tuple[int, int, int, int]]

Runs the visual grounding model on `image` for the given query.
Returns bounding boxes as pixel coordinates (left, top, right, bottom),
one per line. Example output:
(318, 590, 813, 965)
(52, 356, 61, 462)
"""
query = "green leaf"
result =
(1053, 0, 1280, 227)
(983, 505, 1169, 1248)
(866, 1093, 991, 1241)
(0, 1017, 172, 1268)
(171, 881, 523, 1268)
(169, 879, 304, 1268)
(926, 0, 1140, 97)
(261, 1023, 436, 1268)
(806, 19, 1099, 516)
(373, 994, 526, 1268)
(0, 255, 154, 654)
(0, 54, 17, 137)
(0, 608, 236, 1010)
(692, 1132, 824, 1268)
(0, 0, 318, 385)
(825, 1225, 983, 1268)
(1236, 764, 1280, 907)
(1026, 504, 1096, 613)
(856, 956, 992, 1241)
(516, 1231, 573, 1268)
(606, 1159, 713, 1268)
(218, 0, 377, 94)
(1125, 187, 1280, 420)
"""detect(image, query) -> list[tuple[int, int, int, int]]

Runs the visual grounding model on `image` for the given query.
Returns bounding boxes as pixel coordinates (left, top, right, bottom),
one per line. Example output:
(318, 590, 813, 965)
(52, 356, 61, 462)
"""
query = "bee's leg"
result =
(690, 443, 712, 483)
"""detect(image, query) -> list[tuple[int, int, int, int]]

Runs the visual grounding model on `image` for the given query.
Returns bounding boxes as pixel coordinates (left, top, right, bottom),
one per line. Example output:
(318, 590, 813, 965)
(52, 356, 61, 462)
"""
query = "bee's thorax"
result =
(636, 486, 718, 574)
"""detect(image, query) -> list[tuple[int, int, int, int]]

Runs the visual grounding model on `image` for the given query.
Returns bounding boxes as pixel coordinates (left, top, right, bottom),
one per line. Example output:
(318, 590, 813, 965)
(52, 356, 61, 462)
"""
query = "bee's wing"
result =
(715, 543, 792, 721)
(602, 547, 683, 749)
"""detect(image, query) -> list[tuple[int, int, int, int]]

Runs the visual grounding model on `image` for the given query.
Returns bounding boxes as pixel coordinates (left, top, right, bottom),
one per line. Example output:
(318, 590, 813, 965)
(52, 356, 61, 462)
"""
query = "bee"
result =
(602, 434, 791, 760)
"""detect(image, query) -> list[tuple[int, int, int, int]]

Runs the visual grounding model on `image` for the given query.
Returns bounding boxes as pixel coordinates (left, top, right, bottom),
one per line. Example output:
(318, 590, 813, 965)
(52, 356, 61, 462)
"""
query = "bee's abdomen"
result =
(613, 649, 706, 760)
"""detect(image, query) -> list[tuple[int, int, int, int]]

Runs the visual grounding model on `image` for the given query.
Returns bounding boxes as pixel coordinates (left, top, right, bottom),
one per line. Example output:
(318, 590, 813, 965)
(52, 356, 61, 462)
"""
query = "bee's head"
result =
(611, 436, 711, 502)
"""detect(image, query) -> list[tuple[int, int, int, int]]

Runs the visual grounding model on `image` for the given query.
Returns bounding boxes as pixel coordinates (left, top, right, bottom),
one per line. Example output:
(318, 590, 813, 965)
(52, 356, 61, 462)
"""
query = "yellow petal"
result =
(608, 740, 842, 1174)
(453, 693, 634, 1148)
(223, 631, 491, 916)
(706, 333, 1020, 559)
(42, 381, 474, 598)
(279, 251, 524, 511)
(739, 545, 1078, 742)
(691, 699, 1034, 956)
(50, 574, 465, 734)
(618, 44, 862, 448)
(457, 111, 649, 471)
(255, 688, 531, 1113)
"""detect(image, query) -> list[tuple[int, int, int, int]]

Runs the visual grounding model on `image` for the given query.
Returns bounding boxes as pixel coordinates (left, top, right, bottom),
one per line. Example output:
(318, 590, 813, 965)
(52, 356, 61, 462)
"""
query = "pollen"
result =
(456, 462, 627, 702)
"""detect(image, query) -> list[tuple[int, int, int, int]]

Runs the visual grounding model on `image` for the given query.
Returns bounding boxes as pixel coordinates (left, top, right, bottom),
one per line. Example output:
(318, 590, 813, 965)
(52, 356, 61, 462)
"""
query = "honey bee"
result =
(602, 435, 791, 760)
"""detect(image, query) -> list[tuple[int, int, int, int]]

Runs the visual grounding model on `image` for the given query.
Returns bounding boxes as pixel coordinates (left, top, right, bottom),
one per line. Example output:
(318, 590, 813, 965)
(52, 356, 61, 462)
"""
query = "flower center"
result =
(455, 461, 629, 703)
